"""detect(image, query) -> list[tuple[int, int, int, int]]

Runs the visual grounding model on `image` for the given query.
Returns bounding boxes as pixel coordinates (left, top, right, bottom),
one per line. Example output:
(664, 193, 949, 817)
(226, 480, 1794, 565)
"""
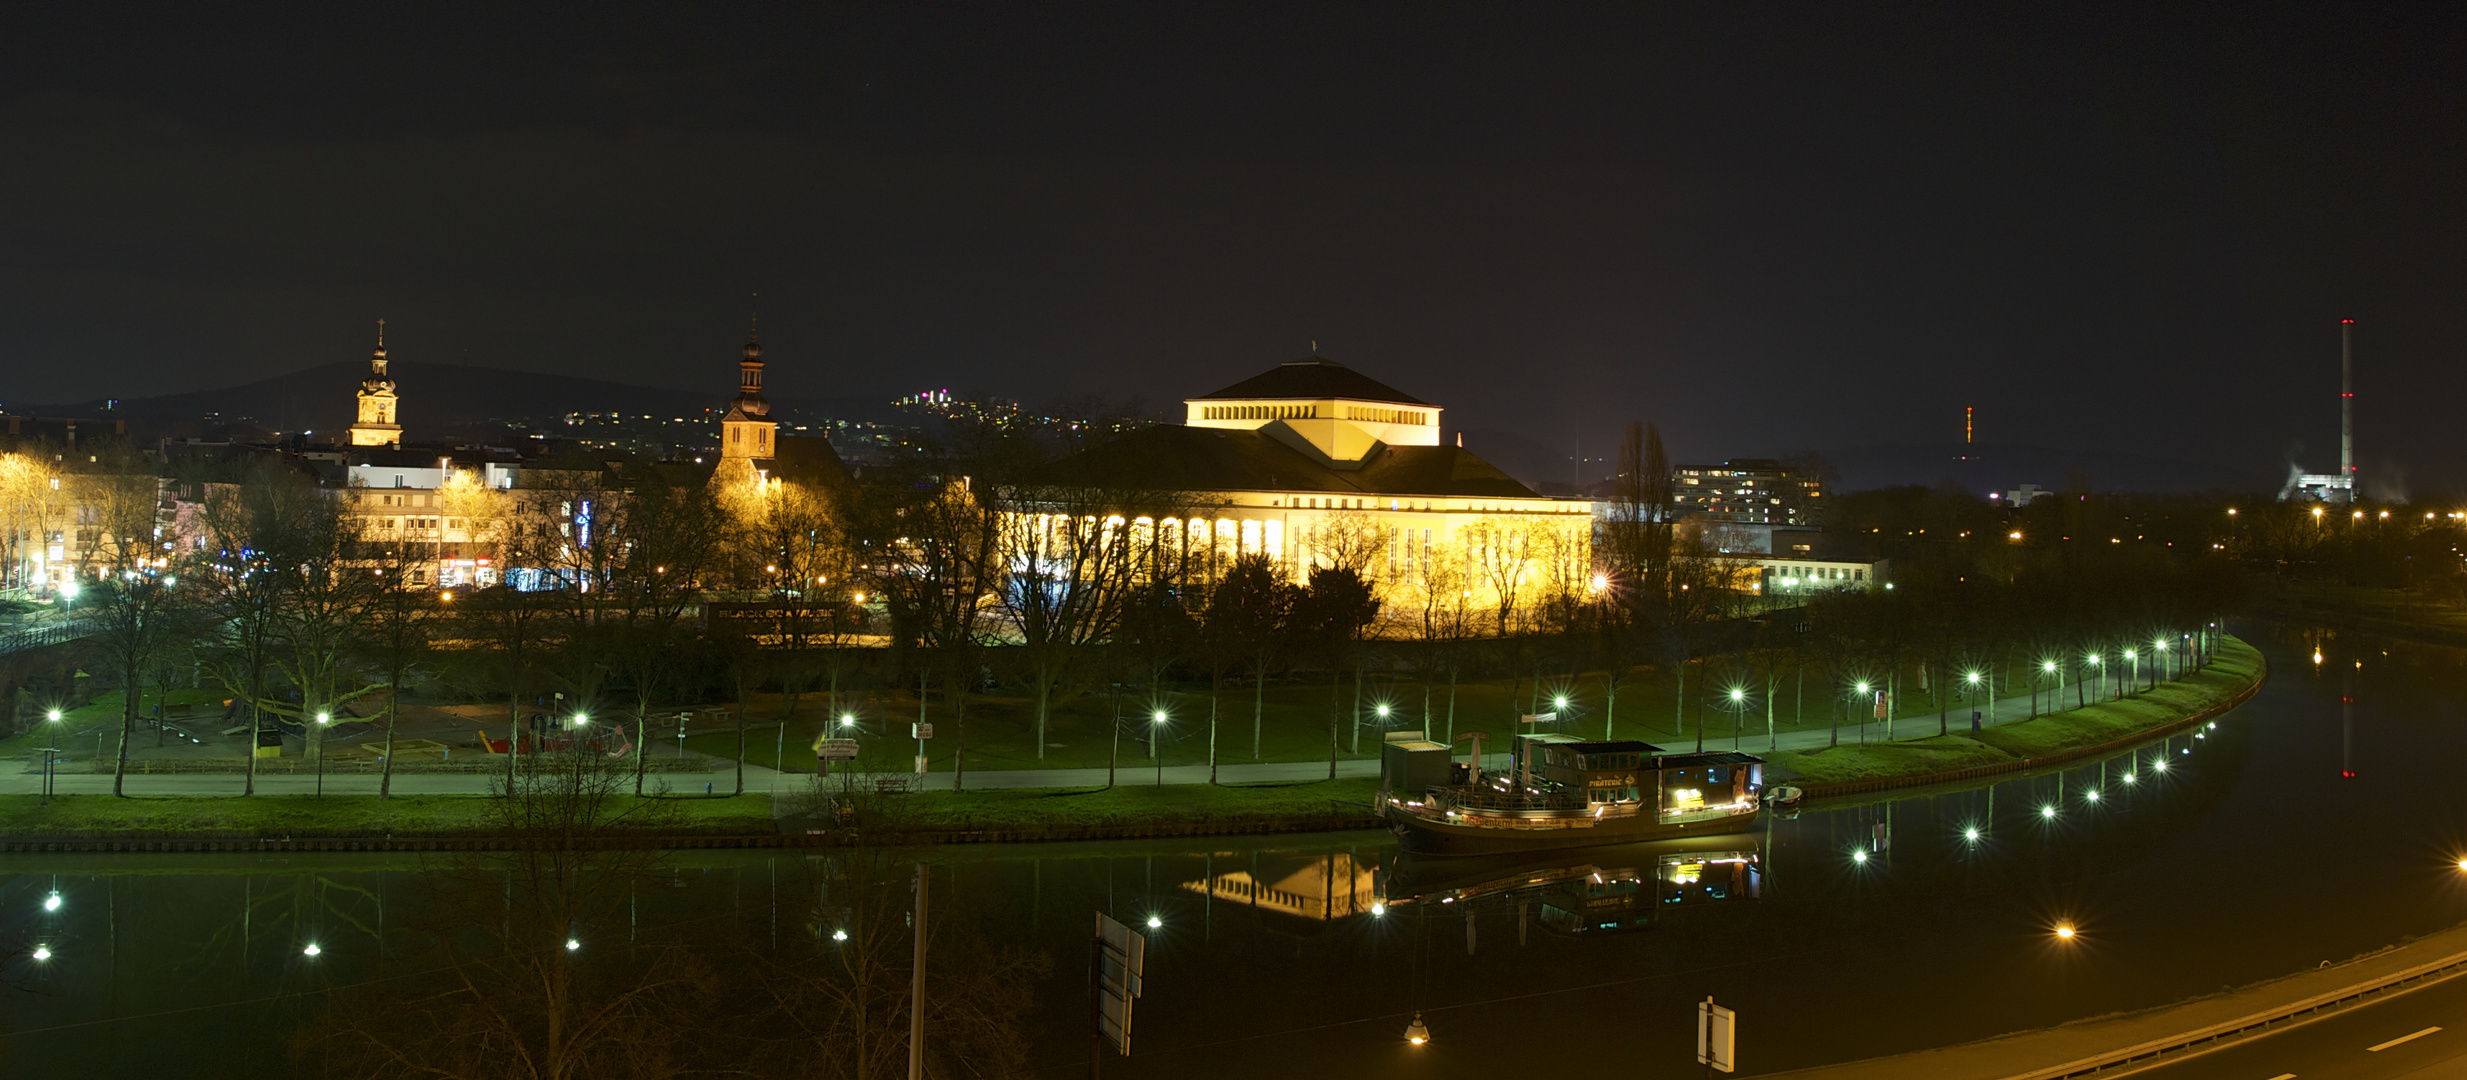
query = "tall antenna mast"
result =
(2340, 318, 2355, 498)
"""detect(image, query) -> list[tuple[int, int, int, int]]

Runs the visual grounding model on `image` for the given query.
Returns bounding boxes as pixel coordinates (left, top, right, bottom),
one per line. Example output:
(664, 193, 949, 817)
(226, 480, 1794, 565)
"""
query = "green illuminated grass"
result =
(0, 794, 776, 838)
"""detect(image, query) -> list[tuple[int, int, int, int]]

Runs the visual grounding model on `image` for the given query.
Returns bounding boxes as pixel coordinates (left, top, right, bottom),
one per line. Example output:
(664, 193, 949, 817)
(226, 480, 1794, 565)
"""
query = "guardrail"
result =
(0, 619, 94, 657)
(2003, 942, 2467, 1078)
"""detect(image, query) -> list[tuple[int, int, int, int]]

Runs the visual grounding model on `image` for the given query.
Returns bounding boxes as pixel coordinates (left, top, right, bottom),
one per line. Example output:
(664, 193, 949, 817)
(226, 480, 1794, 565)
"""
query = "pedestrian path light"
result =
(303, 943, 322, 957)
(1404, 1013, 1430, 1046)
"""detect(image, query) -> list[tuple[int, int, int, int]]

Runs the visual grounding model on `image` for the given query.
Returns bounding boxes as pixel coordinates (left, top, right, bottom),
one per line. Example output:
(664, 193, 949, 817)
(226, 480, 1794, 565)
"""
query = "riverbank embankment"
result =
(1771, 636, 2266, 801)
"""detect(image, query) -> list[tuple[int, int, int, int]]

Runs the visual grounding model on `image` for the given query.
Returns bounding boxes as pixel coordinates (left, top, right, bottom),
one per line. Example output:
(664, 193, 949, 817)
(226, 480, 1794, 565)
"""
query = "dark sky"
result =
(3, 3, 2462, 494)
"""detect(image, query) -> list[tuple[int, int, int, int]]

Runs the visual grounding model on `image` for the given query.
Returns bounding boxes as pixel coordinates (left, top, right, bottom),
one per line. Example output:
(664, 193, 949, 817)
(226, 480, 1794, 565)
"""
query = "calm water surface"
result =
(7, 626, 2467, 1078)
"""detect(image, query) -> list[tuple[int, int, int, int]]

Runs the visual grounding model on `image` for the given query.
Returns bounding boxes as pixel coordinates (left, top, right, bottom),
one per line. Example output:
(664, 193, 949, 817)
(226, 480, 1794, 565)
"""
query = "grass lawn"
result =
(859, 778, 1383, 831)
(0, 794, 777, 837)
(1767, 637, 2264, 784)
(0, 687, 231, 757)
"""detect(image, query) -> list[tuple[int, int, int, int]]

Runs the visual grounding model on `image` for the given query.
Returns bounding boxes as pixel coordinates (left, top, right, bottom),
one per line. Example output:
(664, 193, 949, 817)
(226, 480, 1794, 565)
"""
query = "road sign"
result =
(1519, 712, 1558, 725)
(1873, 691, 1890, 720)
(1697, 997, 1736, 1073)
(1093, 912, 1147, 1057)
(912, 722, 934, 740)
(818, 739, 860, 761)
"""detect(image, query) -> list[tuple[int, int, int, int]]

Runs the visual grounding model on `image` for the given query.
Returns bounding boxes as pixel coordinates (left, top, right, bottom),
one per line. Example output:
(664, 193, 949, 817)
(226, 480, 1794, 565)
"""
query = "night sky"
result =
(3, 4, 2461, 493)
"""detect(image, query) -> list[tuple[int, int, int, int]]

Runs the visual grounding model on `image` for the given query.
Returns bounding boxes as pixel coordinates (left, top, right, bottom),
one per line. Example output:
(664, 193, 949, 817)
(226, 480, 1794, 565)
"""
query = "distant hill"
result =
(16, 361, 891, 441)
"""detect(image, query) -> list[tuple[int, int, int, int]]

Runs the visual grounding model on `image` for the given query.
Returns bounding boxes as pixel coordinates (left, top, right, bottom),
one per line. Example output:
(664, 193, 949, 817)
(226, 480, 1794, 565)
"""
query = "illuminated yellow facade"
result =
(347, 321, 402, 448)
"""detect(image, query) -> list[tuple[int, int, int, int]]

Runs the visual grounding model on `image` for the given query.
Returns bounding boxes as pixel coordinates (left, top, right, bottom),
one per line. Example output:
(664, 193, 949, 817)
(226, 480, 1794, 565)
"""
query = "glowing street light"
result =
(2054, 924, 2077, 941)
(831, 929, 849, 942)
(1553, 695, 1570, 711)
(303, 943, 322, 957)
(1145, 914, 1162, 930)
(2040, 805, 2057, 820)
(839, 714, 857, 728)
(30, 945, 51, 962)
(1376, 704, 1391, 719)
(566, 938, 581, 951)
(1404, 1013, 1430, 1046)
(2085, 789, 2101, 802)
(1370, 902, 1387, 917)
(1852, 849, 1870, 864)
(46, 709, 61, 722)
(42, 892, 61, 913)
(1963, 827, 1981, 842)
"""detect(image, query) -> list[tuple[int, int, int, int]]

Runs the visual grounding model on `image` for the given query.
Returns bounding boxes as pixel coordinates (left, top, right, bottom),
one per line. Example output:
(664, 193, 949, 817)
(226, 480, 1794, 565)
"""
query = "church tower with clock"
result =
(347, 320, 403, 448)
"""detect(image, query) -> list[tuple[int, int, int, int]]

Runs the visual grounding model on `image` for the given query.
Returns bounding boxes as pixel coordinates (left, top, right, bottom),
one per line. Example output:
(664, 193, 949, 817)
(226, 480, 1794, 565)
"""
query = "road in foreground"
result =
(2126, 969, 2467, 1079)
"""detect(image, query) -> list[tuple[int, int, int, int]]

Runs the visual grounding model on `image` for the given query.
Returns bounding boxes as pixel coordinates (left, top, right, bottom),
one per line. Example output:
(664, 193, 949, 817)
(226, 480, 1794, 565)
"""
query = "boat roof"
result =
(1558, 740, 1666, 754)
(1655, 751, 1765, 766)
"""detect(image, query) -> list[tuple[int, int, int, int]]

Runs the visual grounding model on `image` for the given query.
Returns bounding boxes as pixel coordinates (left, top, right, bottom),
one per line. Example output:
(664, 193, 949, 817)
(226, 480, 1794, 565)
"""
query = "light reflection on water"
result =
(7, 626, 2467, 1077)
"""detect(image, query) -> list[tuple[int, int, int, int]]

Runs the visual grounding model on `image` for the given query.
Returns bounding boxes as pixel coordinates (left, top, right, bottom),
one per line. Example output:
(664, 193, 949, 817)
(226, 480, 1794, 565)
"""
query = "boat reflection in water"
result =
(1381, 836, 1762, 935)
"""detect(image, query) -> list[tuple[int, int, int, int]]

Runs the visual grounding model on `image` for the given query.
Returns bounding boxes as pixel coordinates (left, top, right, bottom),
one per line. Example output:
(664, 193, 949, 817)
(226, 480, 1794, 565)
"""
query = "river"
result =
(5, 626, 2465, 1078)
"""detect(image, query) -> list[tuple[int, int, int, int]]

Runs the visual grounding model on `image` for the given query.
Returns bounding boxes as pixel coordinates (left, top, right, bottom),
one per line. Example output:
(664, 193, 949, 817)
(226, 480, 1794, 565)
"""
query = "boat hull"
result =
(1389, 805, 1762, 856)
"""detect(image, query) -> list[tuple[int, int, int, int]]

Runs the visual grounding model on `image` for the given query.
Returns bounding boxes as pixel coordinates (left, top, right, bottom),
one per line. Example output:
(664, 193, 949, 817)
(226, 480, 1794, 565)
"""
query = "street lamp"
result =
(1404, 1013, 1430, 1046)
(303, 942, 322, 957)
(2123, 649, 2139, 694)
(42, 892, 62, 913)
(315, 712, 332, 798)
(1725, 687, 1747, 750)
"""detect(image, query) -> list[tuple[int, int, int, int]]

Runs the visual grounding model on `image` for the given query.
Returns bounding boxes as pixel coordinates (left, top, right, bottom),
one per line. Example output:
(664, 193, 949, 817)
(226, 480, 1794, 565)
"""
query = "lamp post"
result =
(1852, 681, 1871, 746)
(1151, 710, 1168, 786)
(2086, 653, 2103, 702)
(1726, 687, 1746, 751)
(2124, 650, 2139, 696)
(40, 708, 62, 803)
(314, 712, 331, 797)
(1964, 671, 1982, 729)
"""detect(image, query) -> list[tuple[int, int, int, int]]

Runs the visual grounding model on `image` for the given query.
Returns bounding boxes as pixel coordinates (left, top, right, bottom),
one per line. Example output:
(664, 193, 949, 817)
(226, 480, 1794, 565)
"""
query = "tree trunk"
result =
(112, 666, 137, 797)
(1326, 669, 1340, 781)
(1106, 682, 1120, 790)
(1034, 653, 1050, 761)
(1208, 670, 1220, 786)
(1252, 656, 1267, 761)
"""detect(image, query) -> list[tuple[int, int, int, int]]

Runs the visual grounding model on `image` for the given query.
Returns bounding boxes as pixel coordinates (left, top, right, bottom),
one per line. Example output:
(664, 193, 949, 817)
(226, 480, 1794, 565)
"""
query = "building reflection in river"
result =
(1382, 840, 1763, 936)
(1178, 850, 1380, 923)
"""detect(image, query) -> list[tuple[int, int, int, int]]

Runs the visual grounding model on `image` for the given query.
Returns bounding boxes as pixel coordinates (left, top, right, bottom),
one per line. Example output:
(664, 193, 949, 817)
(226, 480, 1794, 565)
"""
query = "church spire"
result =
(370, 318, 390, 378)
(735, 295, 767, 411)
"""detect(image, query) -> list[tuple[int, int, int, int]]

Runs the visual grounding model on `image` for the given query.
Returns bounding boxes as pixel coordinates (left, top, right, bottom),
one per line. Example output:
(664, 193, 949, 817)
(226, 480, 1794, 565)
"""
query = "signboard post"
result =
(818, 739, 860, 761)
(912, 723, 933, 775)
(1697, 996, 1736, 1074)
(1091, 912, 1147, 1075)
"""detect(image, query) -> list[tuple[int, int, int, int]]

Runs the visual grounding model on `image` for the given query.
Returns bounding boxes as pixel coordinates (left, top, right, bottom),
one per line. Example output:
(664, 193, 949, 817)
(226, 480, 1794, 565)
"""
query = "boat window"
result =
(1708, 767, 1730, 784)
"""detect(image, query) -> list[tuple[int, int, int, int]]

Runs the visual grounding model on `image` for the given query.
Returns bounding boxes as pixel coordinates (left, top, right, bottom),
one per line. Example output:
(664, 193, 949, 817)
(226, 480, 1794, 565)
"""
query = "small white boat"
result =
(1763, 785, 1803, 806)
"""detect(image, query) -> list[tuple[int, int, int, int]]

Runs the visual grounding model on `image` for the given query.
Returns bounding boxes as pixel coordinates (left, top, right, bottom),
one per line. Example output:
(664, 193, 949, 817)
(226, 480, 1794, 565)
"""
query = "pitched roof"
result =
(1037, 425, 1539, 499)
(1191, 358, 1430, 406)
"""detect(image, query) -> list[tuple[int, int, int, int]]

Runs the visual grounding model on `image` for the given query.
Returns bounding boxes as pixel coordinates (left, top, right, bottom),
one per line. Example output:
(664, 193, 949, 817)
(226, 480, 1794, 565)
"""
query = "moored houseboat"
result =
(1382, 732, 1764, 856)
